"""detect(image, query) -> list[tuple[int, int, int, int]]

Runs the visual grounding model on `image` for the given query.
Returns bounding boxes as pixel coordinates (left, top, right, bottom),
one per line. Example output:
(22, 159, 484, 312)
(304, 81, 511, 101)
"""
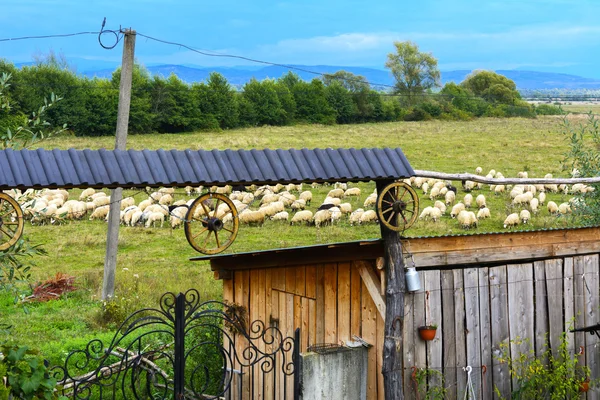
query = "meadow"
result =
(0, 115, 588, 363)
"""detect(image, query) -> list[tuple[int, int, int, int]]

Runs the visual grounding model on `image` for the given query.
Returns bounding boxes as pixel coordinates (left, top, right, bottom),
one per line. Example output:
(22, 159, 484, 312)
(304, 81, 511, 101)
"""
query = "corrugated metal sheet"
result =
(0, 147, 414, 190)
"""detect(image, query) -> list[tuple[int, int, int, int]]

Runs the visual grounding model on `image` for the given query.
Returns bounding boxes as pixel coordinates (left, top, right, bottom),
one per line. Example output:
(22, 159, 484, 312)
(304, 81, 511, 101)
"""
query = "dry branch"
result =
(413, 170, 600, 185)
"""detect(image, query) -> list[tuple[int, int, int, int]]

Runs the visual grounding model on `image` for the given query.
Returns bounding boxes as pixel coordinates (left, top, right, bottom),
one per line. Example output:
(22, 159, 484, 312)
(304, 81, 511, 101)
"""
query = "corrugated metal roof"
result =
(0, 147, 414, 190)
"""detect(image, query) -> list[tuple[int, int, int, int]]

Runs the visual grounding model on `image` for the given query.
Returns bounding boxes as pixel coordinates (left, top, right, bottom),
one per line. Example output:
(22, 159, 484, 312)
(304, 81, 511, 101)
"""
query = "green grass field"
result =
(1, 116, 588, 363)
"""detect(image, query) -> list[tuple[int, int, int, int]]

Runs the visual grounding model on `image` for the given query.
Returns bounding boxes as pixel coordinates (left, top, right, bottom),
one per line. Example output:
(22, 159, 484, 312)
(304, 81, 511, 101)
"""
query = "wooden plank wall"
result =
(223, 254, 600, 400)
(223, 260, 385, 399)
(406, 255, 600, 400)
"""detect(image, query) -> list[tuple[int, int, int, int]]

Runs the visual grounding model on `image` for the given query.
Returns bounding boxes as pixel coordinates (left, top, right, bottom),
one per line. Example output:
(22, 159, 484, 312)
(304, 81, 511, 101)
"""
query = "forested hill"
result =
(78, 64, 600, 90)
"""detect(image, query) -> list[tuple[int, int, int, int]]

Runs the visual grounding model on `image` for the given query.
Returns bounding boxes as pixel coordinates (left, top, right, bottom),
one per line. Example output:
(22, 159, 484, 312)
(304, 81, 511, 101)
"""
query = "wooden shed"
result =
(195, 226, 600, 399)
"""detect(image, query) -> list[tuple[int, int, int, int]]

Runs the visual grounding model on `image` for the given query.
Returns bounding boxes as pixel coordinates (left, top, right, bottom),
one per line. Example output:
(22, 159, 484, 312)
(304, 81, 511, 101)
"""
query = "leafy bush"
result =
(535, 104, 564, 116)
(404, 106, 432, 121)
(494, 333, 592, 399)
(0, 345, 65, 399)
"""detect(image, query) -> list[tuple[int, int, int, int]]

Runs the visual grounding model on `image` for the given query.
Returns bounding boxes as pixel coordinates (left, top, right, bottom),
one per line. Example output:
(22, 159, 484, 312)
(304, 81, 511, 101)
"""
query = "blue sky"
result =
(2, 0, 600, 77)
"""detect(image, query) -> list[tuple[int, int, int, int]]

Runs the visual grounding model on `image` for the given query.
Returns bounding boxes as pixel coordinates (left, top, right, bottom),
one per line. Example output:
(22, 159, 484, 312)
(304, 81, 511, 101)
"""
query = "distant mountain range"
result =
(16, 60, 600, 90)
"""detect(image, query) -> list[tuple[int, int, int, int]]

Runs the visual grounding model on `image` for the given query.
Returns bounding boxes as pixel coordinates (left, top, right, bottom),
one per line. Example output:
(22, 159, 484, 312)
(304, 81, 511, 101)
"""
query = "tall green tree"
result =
(385, 41, 440, 106)
(460, 70, 521, 105)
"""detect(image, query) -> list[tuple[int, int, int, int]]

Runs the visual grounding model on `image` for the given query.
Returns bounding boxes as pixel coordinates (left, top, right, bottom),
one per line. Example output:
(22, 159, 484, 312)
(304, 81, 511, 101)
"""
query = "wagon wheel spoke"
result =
(202, 231, 212, 248)
(222, 227, 234, 234)
(200, 201, 210, 218)
(0, 226, 14, 238)
(192, 227, 209, 240)
(399, 187, 408, 201)
(214, 231, 221, 249)
(381, 207, 394, 215)
(386, 211, 397, 224)
(382, 199, 394, 206)
(212, 199, 221, 218)
(0, 208, 13, 219)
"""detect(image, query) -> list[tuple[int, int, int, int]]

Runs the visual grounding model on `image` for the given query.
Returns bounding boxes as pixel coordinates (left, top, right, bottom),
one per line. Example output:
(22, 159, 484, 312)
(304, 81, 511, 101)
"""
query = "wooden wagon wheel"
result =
(376, 181, 419, 232)
(184, 193, 239, 255)
(0, 193, 24, 251)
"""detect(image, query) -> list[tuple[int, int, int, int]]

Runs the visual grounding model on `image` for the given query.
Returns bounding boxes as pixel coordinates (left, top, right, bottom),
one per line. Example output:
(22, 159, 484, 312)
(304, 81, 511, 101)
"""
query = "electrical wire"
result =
(0, 32, 99, 42)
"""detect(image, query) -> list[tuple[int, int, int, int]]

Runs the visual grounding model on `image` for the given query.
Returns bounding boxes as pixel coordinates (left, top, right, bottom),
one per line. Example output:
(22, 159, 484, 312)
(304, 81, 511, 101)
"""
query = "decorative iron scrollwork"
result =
(52, 289, 299, 399)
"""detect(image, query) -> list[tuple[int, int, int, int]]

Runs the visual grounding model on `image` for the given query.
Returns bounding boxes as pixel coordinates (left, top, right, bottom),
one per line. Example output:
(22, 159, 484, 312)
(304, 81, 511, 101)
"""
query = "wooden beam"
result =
(355, 261, 386, 319)
(377, 179, 405, 400)
(414, 169, 600, 185)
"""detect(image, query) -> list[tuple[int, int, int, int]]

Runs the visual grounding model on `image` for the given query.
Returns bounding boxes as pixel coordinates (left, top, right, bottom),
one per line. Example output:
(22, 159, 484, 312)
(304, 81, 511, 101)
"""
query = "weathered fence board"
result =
(584, 255, 600, 392)
(453, 269, 467, 398)
(424, 271, 442, 390)
(441, 270, 457, 399)
(478, 267, 493, 400)
(533, 261, 549, 359)
(489, 265, 510, 399)
(464, 267, 482, 399)
(546, 259, 564, 358)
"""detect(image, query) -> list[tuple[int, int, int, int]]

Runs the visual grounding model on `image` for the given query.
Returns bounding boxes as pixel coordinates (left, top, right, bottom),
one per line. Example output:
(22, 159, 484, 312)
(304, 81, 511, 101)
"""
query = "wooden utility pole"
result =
(102, 29, 136, 300)
(376, 179, 405, 400)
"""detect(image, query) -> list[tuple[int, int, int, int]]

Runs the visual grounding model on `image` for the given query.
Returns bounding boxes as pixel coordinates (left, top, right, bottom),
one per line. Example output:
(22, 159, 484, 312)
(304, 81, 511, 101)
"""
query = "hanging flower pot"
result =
(579, 378, 590, 393)
(418, 325, 437, 341)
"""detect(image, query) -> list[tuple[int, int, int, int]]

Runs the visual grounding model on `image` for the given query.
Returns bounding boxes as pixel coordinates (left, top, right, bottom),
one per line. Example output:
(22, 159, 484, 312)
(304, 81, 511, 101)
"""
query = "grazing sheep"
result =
(278, 192, 296, 207)
(545, 184, 559, 193)
(433, 200, 446, 214)
(314, 209, 332, 228)
(290, 210, 313, 225)
(538, 192, 546, 206)
(299, 191, 313, 205)
(421, 182, 429, 195)
(464, 194, 473, 208)
(430, 207, 442, 222)
(239, 209, 266, 226)
(260, 193, 280, 205)
(429, 186, 441, 200)
(184, 186, 194, 196)
(93, 196, 111, 208)
(79, 188, 95, 201)
(169, 206, 188, 229)
(475, 167, 483, 175)
(242, 192, 255, 204)
(504, 213, 520, 228)
(344, 187, 361, 198)
(210, 185, 232, 195)
(477, 207, 491, 219)
(334, 182, 348, 191)
(130, 210, 144, 226)
(494, 185, 505, 195)
(558, 202, 571, 214)
(145, 212, 165, 228)
(260, 201, 285, 217)
(329, 207, 343, 224)
(291, 199, 307, 211)
(463, 180, 476, 192)
(530, 198, 539, 214)
(270, 211, 289, 222)
(547, 201, 559, 214)
(517, 171, 528, 178)
(339, 203, 352, 215)
(90, 205, 110, 220)
(520, 209, 531, 224)
(457, 210, 478, 229)
(138, 198, 153, 212)
(450, 202, 466, 218)
(475, 194, 486, 209)
(327, 188, 344, 199)
(512, 194, 530, 206)
(419, 206, 435, 220)
(349, 209, 364, 226)
(323, 197, 341, 206)
(359, 209, 378, 224)
(445, 191, 456, 206)
(363, 194, 377, 208)
(120, 197, 136, 210)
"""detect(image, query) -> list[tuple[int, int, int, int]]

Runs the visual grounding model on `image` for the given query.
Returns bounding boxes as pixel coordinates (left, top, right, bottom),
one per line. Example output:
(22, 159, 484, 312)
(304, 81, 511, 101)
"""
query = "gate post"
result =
(294, 327, 301, 400)
(174, 293, 186, 399)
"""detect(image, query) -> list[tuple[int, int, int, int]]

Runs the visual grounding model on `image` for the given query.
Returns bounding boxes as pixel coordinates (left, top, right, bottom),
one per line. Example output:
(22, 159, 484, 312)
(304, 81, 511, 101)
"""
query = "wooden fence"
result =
(407, 255, 600, 400)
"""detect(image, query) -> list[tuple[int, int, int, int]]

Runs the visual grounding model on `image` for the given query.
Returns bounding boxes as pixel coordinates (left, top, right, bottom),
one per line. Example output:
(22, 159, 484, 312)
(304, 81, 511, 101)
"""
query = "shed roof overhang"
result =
(0, 147, 414, 190)
(194, 226, 600, 278)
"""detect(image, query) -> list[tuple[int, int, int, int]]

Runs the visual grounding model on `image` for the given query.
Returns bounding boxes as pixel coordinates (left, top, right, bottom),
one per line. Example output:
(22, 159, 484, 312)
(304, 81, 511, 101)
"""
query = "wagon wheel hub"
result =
(206, 217, 224, 232)
(392, 200, 407, 213)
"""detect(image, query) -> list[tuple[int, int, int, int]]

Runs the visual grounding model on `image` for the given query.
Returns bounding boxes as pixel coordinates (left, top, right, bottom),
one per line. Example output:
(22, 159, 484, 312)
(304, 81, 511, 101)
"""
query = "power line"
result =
(0, 32, 99, 42)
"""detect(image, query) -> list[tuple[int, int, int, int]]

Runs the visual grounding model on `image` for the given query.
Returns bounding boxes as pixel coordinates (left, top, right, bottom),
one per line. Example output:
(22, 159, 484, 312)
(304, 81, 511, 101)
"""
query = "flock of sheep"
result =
(414, 167, 591, 230)
(2, 167, 591, 233)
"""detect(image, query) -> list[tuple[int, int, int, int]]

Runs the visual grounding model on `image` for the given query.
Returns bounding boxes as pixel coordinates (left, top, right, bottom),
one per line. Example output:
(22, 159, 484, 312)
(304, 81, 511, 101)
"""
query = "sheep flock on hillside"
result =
(1, 166, 592, 233)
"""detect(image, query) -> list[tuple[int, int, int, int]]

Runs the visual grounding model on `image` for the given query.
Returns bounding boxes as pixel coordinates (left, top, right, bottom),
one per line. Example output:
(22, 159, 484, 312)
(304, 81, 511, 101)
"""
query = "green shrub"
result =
(535, 104, 564, 116)
(404, 106, 432, 121)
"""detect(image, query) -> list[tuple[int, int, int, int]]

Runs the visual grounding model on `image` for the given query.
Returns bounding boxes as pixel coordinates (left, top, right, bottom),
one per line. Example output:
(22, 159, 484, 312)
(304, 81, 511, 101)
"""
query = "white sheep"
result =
(475, 195, 486, 209)
(547, 201, 559, 214)
(260, 193, 280, 205)
(419, 206, 434, 220)
(430, 207, 442, 222)
(327, 188, 344, 199)
(445, 191, 456, 206)
(530, 198, 539, 214)
(120, 197, 136, 210)
(364, 194, 377, 208)
(339, 203, 352, 215)
(278, 191, 296, 207)
(433, 200, 446, 215)
(270, 211, 289, 222)
(299, 191, 313, 205)
(494, 185, 505, 195)
(504, 213, 520, 228)
(93, 196, 111, 208)
(558, 202, 571, 214)
(239, 209, 266, 226)
(260, 201, 285, 217)
(475, 167, 483, 175)
(457, 210, 478, 229)
(422, 182, 429, 195)
(334, 182, 348, 191)
(343, 187, 361, 198)
(538, 192, 546, 205)
(463, 180, 476, 192)
(290, 210, 313, 225)
(145, 211, 165, 228)
(349, 209, 364, 226)
(477, 207, 491, 219)
(464, 194, 473, 208)
(450, 202, 465, 218)
(520, 209, 531, 224)
(242, 192, 255, 204)
(429, 186, 440, 200)
(330, 207, 343, 224)
(90, 205, 110, 221)
(314, 209, 332, 228)
(359, 209, 378, 224)
(291, 199, 307, 211)
(138, 198, 153, 212)
(79, 188, 95, 201)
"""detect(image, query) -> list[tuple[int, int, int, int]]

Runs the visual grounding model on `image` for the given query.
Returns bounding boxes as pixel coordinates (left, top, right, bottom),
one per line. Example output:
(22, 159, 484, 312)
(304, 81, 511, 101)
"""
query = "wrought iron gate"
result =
(51, 289, 300, 399)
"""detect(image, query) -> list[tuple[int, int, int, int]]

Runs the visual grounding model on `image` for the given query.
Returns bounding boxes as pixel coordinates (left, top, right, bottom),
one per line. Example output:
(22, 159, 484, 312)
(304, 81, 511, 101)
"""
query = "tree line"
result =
(0, 42, 563, 137)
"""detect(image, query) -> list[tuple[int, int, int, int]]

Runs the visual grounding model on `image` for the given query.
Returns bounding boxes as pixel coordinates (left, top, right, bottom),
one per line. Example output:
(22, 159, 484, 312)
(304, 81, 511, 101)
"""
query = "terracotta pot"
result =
(418, 326, 437, 341)
(579, 379, 590, 393)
